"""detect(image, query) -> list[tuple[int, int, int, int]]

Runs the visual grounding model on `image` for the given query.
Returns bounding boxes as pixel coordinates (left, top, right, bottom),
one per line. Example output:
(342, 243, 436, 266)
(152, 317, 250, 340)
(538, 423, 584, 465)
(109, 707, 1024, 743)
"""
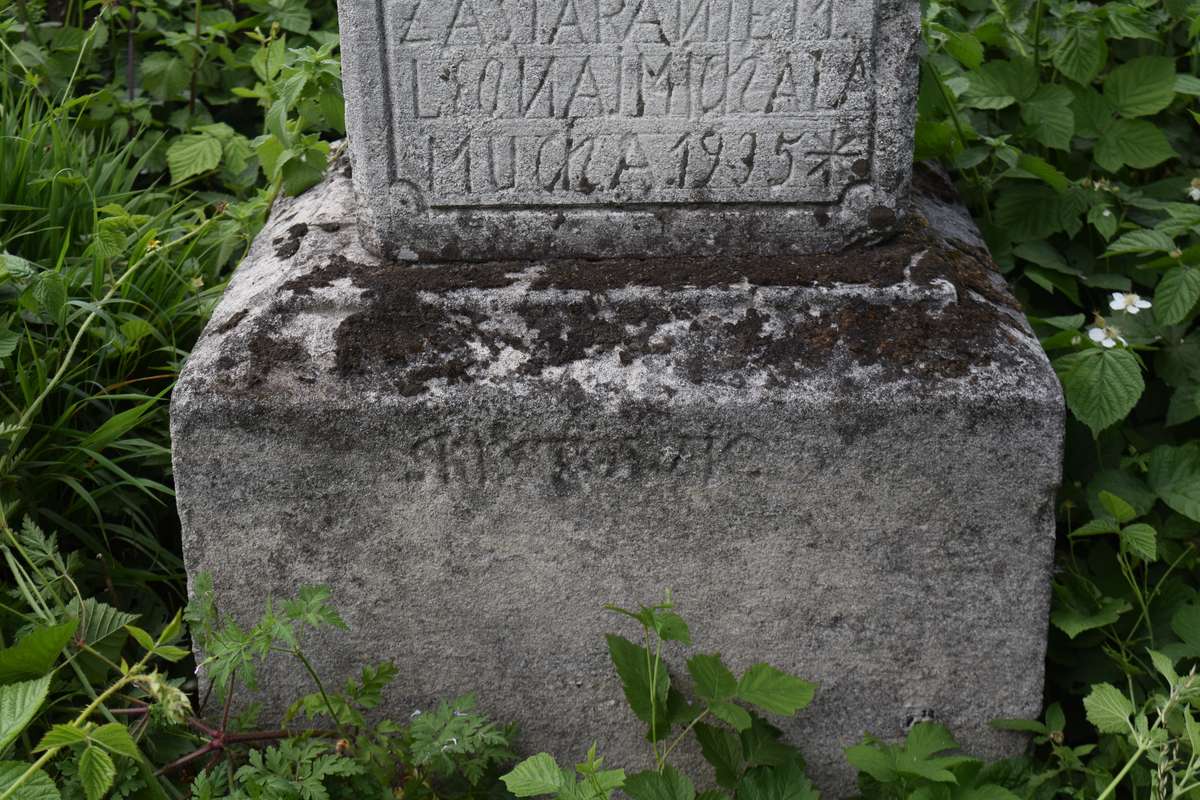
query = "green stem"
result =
(658, 710, 710, 770)
(1097, 744, 1149, 800)
(293, 649, 347, 739)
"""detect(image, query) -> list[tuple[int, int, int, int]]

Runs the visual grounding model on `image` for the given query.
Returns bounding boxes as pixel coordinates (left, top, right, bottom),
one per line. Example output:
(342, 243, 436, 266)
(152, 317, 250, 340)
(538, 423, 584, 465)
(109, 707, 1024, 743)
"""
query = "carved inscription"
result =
(383, 0, 879, 206)
(399, 432, 764, 487)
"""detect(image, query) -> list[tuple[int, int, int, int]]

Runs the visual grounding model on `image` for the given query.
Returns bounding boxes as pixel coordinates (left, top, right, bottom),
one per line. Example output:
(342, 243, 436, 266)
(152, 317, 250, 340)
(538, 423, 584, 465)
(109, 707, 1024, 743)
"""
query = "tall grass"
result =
(0, 63, 259, 613)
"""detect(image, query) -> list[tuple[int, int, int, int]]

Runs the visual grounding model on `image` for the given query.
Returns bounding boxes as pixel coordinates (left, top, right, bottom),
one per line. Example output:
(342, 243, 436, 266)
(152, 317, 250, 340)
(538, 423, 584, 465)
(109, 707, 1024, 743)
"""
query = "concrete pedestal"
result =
(172, 165, 1063, 794)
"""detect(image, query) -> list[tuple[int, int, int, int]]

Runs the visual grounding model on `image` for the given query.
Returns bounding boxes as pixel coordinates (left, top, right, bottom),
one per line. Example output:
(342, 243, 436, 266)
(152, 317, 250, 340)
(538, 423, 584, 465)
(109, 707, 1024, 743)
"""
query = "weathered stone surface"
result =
(337, 0, 921, 260)
(172, 165, 1063, 794)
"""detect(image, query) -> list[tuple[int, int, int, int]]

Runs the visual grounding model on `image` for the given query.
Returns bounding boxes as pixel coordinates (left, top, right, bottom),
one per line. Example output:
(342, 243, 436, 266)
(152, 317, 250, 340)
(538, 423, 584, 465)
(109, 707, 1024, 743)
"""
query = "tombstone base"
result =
(172, 164, 1063, 794)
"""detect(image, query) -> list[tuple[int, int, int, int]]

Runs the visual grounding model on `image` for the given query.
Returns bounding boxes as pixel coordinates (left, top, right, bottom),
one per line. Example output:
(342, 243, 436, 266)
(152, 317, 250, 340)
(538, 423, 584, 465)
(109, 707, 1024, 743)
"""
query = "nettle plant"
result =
(0, 521, 514, 800)
(501, 594, 821, 800)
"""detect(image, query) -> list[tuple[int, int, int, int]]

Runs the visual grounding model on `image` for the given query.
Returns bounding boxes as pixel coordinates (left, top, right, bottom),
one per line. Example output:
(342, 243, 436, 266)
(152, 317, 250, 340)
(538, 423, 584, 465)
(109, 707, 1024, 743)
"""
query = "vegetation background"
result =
(0, 0, 1198, 797)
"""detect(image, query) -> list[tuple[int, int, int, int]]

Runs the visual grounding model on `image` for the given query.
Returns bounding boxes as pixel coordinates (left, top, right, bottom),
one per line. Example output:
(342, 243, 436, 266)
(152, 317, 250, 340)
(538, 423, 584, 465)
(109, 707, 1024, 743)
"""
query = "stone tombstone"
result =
(173, 0, 1066, 794)
(338, 0, 921, 259)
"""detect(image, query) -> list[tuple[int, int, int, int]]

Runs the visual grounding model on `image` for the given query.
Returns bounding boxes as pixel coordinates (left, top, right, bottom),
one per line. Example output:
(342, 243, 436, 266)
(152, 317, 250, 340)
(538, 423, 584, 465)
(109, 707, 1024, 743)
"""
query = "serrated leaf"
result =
(709, 702, 753, 732)
(1148, 650, 1179, 685)
(736, 665, 815, 716)
(1021, 85, 1075, 150)
(652, 611, 691, 645)
(78, 746, 115, 800)
(167, 134, 223, 184)
(501, 754, 565, 797)
(1148, 444, 1200, 522)
(625, 767, 695, 800)
(735, 763, 819, 800)
(1104, 57, 1177, 118)
(1106, 229, 1177, 256)
(0, 621, 76, 685)
(91, 723, 139, 758)
(1054, 348, 1145, 436)
(606, 635, 669, 737)
(906, 723, 958, 759)
(1098, 491, 1137, 524)
(695, 723, 743, 789)
(34, 724, 88, 751)
(1053, 24, 1107, 84)
(1050, 596, 1131, 639)
(0, 761, 60, 800)
(1083, 683, 1133, 734)
(66, 598, 137, 649)
(1095, 119, 1176, 172)
(844, 745, 895, 783)
(1156, 267, 1200, 325)
(1119, 523, 1157, 562)
(31, 273, 67, 326)
(688, 654, 737, 704)
(0, 676, 51, 752)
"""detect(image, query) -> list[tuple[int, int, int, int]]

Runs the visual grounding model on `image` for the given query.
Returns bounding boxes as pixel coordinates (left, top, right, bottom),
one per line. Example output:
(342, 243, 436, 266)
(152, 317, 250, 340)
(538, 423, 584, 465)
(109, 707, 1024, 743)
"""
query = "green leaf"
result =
(1098, 491, 1137, 524)
(1050, 596, 1132, 639)
(1106, 229, 1177, 256)
(688, 654, 737, 703)
(906, 723, 958, 760)
(736, 665, 815, 717)
(695, 724, 743, 789)
(652, 611, 691, 645)
(502, 754, 565, 797)
(605, 635, 669, 736)
(124, 625, 155, 652)
(78, 746, 115, 800)
(166, 134, 223, 184)
(66, 598, 137, 649)
(625, 767, 695, 800)
(963, 60, 1036, 109)
(1148, 650, 1179, 685)
(0, 621, 76, 685)
(1156, 267, 1200, 325)
(1083, 683, 1133, 734)
(1021, 85, 1075, 150)
(1119, 523, 1157, 562)
(1052, 24, 1107, 84)
(990, 718, 1048, 734)
(140, 52, 189, 100)
(34, 724, 88, 750)
(709, 702, 753, 732)
(1054, 348, 1145, 436)
(735, 763, 819, 800)
(1148, 444, 1200, 522)
(844, 745, 895, 783)
(0, 676, 51, 753)
(1104, 57, 1177, 117)
(91, 723, 140, 758)
(1095, 119, 1176, 172)
(0, 761, 60, 800)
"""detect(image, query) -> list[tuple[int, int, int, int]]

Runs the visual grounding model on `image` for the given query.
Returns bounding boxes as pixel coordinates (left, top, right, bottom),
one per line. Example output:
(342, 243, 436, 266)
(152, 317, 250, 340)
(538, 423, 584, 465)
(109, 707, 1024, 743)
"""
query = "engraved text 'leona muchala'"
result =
(376, 0, 880, 207)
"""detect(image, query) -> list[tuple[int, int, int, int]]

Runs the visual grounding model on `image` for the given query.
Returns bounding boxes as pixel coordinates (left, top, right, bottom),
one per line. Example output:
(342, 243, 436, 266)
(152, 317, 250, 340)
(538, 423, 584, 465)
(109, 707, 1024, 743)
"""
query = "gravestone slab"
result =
(173, 164, 1064, 793)
(337, 0, 921, 260)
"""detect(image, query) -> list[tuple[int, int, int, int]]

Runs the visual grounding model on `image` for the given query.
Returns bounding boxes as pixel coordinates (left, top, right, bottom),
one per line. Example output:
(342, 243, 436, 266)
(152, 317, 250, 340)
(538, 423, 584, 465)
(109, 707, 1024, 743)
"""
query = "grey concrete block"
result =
(336, 0, 921, 260)
(172, 166, 1063, 794)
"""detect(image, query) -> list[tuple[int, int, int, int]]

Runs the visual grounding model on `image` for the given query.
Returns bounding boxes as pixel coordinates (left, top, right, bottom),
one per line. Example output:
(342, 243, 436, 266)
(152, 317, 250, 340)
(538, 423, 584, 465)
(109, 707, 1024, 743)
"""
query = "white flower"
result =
(410, 709, 422, 718)
(1189, 179, 1200, 202)
(1109, 292, 1151, 314)
(1089, 326, 1127, 349)
(1102, 209, 1113, 218)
